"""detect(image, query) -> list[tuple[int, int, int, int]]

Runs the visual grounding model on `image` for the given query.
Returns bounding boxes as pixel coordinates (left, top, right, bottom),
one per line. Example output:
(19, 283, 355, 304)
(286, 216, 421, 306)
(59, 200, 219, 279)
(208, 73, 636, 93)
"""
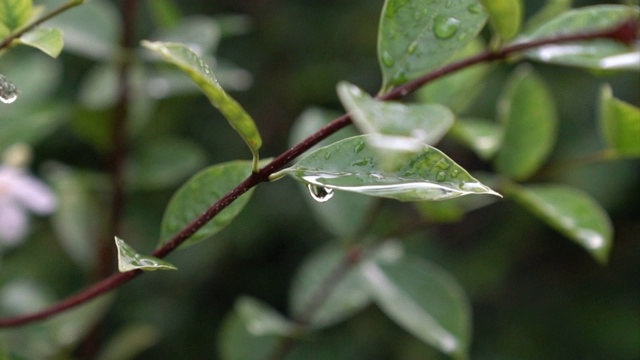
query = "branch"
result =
(0, 19, 636, 328)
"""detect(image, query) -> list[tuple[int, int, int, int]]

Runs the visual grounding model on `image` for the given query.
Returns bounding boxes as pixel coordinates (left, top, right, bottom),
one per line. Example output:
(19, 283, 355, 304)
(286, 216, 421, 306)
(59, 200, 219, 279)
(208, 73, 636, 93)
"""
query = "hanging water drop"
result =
(436, 171, 447, 182)
(450, 169, 460, 177)
(0, 74, 19, 104)
(381, 51, 395, 67)
(433, 15, 461, 39)
(307, 184, 334, 202)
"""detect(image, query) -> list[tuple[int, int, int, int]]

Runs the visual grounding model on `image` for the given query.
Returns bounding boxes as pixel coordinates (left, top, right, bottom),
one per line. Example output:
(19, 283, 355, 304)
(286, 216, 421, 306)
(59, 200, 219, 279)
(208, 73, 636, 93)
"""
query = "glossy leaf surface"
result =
(480, 0, 522, 40)
(0, 0, 32, 32)
(361, 255, 471, 358)
(599, 85, 640, 157)
(115, 237, 177, 272)
(142, 40, 262, 170)
(159, 160, 257, 247)
(278, 135, 500, 202)
(495, 66, 557, 180)
(338, 81, 454, 152)
(236, 296, 297, 337)
(508, 184, 613, 264)
(525, 5, 640, 71)
(450, 118, 502, 161)
(378, 0, 488, 91)
(289, 244, 370, 328)
(19, 28, 64, 58)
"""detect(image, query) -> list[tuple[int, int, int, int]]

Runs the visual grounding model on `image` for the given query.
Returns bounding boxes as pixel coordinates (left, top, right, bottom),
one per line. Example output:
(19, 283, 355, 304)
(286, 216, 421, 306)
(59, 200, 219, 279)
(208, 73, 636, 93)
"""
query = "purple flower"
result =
(0, 165, 56, 245)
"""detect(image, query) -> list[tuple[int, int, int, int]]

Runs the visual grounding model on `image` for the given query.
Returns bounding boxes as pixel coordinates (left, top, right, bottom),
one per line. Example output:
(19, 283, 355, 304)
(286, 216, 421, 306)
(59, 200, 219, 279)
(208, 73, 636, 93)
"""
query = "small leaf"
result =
(507, 184, 613, 264)
(378, 0, 488, 92)
(159, 160, 258, 247)
(495, 66, 557, 180)
(236, 296, 297, 337)
(115, 237, 177, 272)
(142, 40, 262, 171)
(480, 0, 523, 40)
(19, 27, 64, 58)
(599, 84, 640, 157)
(450, 118, 502, 161)
(361, 256, 471, 358)
(276, 135, 500, 202)
(338, 81, 454, 153)
(524, 5, 640, 71)
(289, 244, 371, 328)
(0, 0, 32, 31)
(416, 39, 490, 113)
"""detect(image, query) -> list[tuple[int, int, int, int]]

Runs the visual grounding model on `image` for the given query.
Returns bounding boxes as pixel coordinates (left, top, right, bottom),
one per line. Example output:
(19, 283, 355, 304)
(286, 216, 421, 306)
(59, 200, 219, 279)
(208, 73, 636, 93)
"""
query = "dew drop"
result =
(433, 15, 461, 39)
(451, 169, 460, 177)
(307, 184, 334, 203)
(467, 3, 483, 14)
(408, 40, 419, 54)
(381, 51, 395, 67)
(0, 74, 19, 104)
(352, 158, 370, 166)
(354, 140, 365, 153)
(436, 171, 447, 182)
(324, 151, 332, 160)
(436, 158, 450, 170)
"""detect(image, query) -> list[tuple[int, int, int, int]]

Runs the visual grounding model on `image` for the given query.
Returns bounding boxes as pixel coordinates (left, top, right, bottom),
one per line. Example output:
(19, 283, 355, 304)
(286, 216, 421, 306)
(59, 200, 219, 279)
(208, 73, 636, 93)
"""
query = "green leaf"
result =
(115, 237, 177, 272)
(0, 21, 9, 39)
(217, 313, 280, 360)
(126, 137, 207, 190)
(599, 84, 640, 157)
(378, 0, 488, 92)
(338, 81, 454, 152)
(361, 255, 471, 358)
(0, 0, 32, 31)
(450, 118, 502, 161)
(146, 0, 181, 28)
(159, 160, 258, 247)
(236, 296, 297, 337)
(523, 0, 573, 33)
(276, 135, 500, 202)
(494, 66, 557, 180)
(289, 243, 371, 328)
(142, 40, 262, 171)
(19, 27, 64, 58)
(525, 5, 640, 71)
(479, 0, 523, 40)
(96, 324, 159, 360)
(0, 103, 69, 152)
(416, 39, 490, 113)
(507, 184, 613, 264)
(0, 73, 18, 104)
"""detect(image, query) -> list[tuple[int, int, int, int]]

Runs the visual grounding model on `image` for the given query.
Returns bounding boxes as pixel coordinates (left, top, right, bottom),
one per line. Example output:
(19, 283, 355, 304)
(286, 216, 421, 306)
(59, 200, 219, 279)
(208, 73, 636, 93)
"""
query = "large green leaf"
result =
(289, 243, 371, 329)
(599, 84, 640, 157)
(19, 27, 64, 58)
(361, 255, 471, 359)
(159, 160, 257, 247)
(507, 184, 613, 264)
(0, 0, 32, 32)
(450, 118, 502, 161)
(217, 313, 280, 360)
(494, 66, 557, 180)
(523, 0, 573, 33)
(115, 237, 177, 272)
(142, 40, 262, 171)
(480, 0, 522, 40)
(276, 135, 500, 202)
(96, 324, 159, 360)
(236, 296, 297, 337)
(416, 39, 490, 113)
(378, 0, 488, 92)
(0, 103, 69, 152)
(338, 81, 454, 152)
(524, 5, 640, 71)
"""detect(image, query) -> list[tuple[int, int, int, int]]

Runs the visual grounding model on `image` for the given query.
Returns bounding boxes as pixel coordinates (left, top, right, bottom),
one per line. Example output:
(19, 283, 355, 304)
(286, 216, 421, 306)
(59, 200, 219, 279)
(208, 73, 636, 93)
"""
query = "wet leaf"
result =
(361, 255, 471, 358)
(524, 5, 640, 71)
(507, 184, 613, 264)
(276, 135, 500, 202)
(115, 237, 177, 272)
(495, 66, 557, 180)
(599, 84, 640, 157)
(236, 296, 297, 337)
(0, 0, 32, 32)
(450, 118, 502, 161)
(480, 0, 523, 40)
(378, 0, 488, 92)
(289, 244, 370, 328)
(19, 28, 64, 58)
(523, 0, 573, 33)
(142, 40, 262, 171)
(159, 160, 257, 247)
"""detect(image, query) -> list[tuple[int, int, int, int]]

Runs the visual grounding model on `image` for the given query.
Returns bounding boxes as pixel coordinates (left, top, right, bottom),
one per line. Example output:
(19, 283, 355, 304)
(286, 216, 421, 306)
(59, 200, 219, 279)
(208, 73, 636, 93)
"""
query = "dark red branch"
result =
(0, 19, 636, 328)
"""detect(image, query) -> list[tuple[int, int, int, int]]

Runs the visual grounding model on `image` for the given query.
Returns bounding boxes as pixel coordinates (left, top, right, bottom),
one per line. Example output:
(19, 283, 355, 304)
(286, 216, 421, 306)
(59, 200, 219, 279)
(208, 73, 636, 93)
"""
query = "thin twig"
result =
(0, 19, 636, 328)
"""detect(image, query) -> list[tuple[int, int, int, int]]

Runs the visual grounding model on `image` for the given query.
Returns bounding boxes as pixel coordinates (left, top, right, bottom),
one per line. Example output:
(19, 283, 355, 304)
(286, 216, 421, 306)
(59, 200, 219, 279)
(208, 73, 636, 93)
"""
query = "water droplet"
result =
(445, 0, 452, 8)
(324, 151, 332, 160)
(436, 171, 447, 182)
(382, 51, 395, 67)
(451, 169, 460, 177)
(307, 184, 334, 202)
(436, 158, 450, 169)
(0, 74, 19, 104)
(467, 4, 483, 14)
(354, 141, 365, 153)
(433, 15, 461, 39)
(352, 158, 370, 166)
(408, 40, 419, 54)
(413, 11, 421, 20)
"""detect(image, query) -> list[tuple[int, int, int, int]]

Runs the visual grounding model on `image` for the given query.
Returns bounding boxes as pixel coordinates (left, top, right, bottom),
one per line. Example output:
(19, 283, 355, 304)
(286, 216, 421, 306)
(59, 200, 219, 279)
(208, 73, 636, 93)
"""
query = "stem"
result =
(0, 19, 636, 328)
(0, 0, 85, 51)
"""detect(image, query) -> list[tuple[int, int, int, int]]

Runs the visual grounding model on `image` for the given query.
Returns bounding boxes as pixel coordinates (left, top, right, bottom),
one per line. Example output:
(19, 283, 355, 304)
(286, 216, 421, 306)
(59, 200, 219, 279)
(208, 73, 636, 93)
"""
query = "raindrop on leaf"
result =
(382, 51, 395, 67)
(0, 74, 19, 104)
(433, 15, 461, 39)
(307, 184, 334, 202)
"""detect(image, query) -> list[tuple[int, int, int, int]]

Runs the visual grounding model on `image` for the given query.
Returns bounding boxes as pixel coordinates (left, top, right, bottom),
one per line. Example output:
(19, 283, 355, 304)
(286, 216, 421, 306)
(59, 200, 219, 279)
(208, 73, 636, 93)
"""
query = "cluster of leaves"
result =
(0, 0, 638, 358)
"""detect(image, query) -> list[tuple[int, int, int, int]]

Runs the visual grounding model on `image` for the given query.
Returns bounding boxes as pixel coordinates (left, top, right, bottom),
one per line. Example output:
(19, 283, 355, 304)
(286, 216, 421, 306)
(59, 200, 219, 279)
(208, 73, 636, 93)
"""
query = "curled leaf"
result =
(115, 237, 177, 272)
